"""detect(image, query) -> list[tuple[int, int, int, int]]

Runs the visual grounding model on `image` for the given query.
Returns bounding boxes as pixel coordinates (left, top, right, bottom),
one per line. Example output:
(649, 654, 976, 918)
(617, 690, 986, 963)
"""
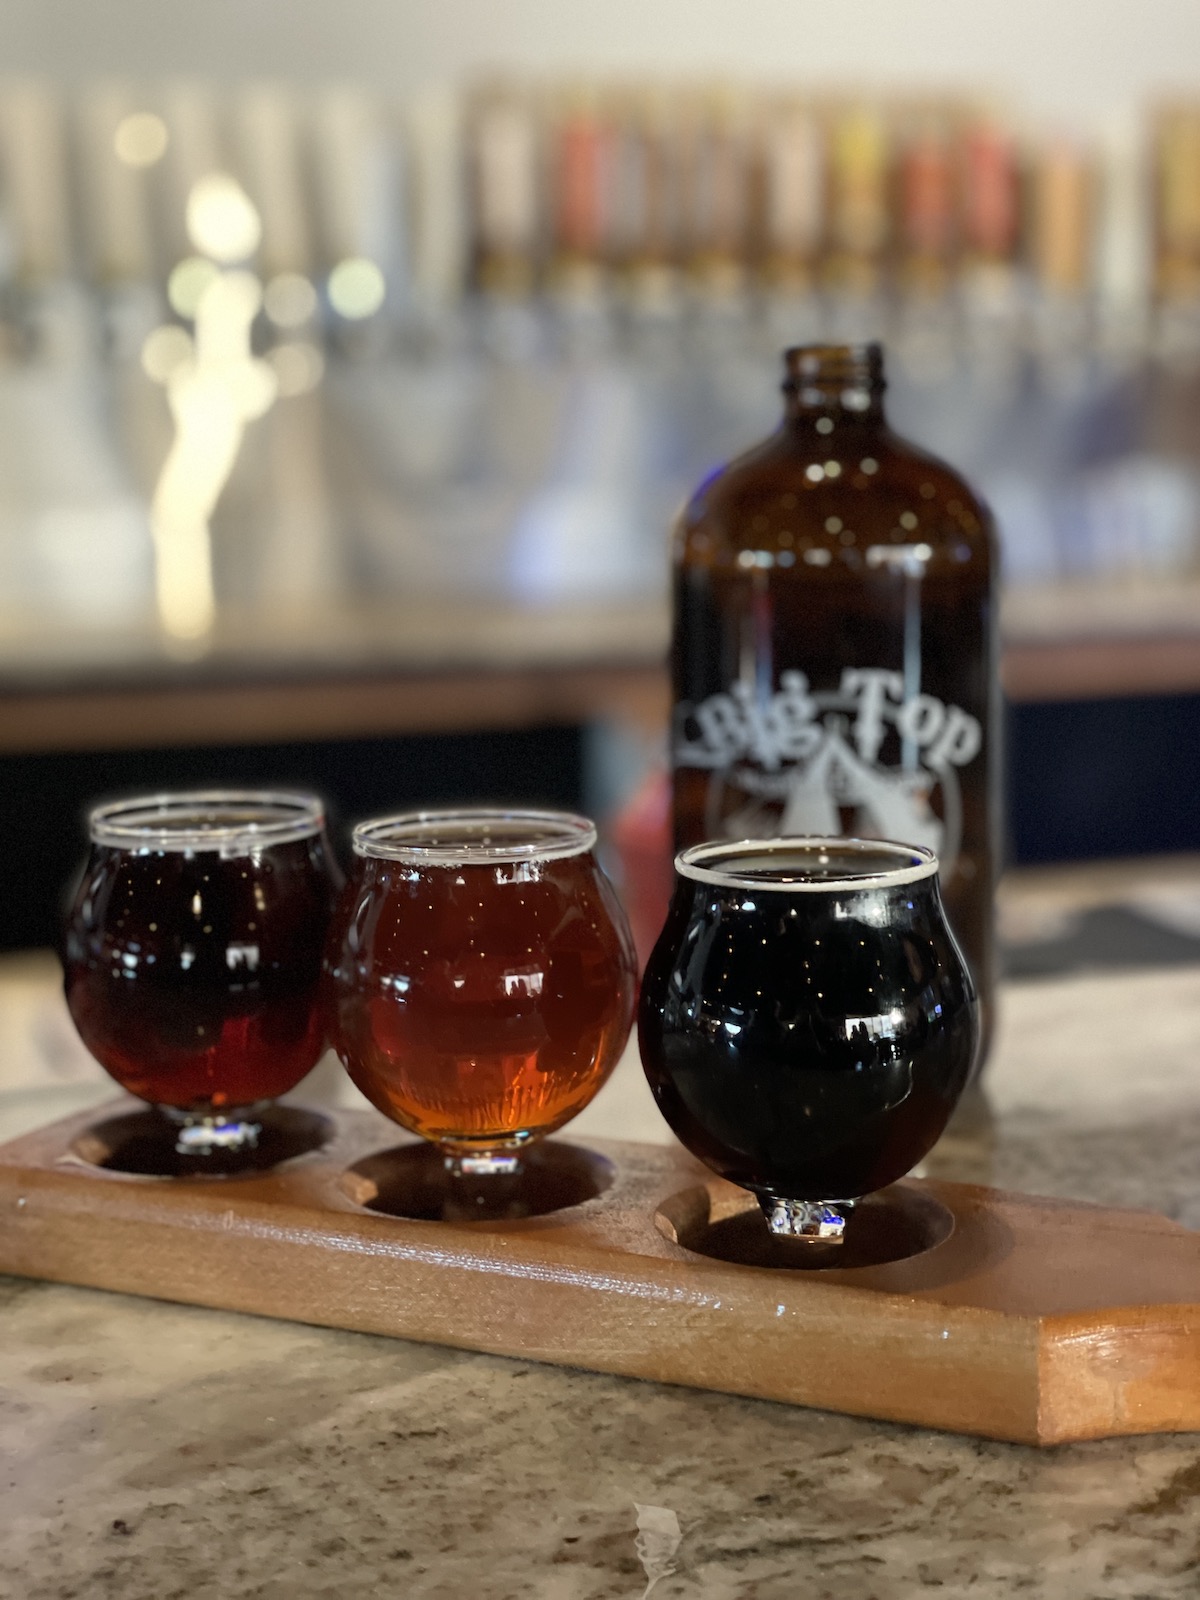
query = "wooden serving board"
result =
(1, 1100, 1197, 1447)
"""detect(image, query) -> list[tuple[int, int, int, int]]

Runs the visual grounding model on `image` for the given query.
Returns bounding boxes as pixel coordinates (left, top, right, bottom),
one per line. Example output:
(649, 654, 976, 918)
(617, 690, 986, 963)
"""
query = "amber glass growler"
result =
(671, 343, 998, 1058)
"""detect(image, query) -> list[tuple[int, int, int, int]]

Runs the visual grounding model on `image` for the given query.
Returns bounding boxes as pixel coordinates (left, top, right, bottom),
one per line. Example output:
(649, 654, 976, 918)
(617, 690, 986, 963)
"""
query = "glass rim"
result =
(89, 789, 325, 852)
(352, 807, 598, 865)
(675, 836, 939, 892)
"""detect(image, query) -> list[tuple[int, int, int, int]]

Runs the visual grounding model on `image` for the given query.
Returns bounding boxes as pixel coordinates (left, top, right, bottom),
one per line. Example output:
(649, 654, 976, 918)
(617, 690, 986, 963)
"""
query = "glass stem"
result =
(758, 1196, 849, 1242)
(163, 1105, 264, 1157)
(444, 1149, 524, 1179)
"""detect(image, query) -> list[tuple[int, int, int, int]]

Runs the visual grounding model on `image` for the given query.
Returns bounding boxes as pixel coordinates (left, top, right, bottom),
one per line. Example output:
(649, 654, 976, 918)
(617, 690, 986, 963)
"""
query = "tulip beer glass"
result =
(638, 837, 978, 1242)
(324, 809, 637, 1178)
(64, 790, 338, 1157)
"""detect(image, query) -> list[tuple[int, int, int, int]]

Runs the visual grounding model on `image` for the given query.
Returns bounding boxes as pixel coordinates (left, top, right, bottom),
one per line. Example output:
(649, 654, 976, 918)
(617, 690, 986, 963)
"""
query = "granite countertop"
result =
(3, 863, 1200, 1600)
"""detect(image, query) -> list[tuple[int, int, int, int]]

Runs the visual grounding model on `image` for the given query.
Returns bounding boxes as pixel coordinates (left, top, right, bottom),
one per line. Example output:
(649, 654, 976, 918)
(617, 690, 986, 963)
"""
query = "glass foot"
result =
(758, 1196, 849, 1242)
(445, 1151, 523, 1178)
(163, 1106, 264, 1157)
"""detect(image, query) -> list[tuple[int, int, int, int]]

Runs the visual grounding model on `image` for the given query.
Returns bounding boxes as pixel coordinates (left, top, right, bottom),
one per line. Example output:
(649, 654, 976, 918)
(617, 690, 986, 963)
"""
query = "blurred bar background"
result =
(0, 0, 1199, 945)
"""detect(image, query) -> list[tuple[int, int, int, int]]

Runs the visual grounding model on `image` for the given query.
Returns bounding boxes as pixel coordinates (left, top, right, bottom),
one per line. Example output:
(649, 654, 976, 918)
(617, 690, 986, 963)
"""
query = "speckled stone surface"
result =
(2, 925, 1200, 1599)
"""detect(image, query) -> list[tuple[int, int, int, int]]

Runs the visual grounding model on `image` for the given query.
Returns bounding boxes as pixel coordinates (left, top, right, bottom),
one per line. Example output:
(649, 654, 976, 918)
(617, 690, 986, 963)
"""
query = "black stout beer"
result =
(638, 838, 978, 1240)
(671, 343, 997, 1057)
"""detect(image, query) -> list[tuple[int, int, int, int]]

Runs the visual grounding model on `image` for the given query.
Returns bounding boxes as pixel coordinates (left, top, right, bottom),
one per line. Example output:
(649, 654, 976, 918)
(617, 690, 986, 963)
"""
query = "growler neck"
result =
(781, 342, 886, 425)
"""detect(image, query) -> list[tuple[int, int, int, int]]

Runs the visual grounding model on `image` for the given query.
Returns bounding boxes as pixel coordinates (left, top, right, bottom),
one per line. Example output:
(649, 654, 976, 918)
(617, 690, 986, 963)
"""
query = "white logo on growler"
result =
(674, 667, 982, 874)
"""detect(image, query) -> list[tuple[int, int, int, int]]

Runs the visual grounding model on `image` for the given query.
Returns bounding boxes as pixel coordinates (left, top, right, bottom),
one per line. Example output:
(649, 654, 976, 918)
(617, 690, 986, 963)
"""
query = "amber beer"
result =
(671, 343, 998, 1052)
(324, 810, 637, 1172)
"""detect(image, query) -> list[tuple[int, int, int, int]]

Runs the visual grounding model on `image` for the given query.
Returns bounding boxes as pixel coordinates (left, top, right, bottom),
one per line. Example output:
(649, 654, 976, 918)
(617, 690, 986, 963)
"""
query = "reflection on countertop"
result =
(3, 858, 1200, 1599)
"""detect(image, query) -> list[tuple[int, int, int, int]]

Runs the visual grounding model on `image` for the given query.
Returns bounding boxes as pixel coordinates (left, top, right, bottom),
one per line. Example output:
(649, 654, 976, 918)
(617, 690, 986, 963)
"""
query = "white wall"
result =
(0, 0, 1198, 128)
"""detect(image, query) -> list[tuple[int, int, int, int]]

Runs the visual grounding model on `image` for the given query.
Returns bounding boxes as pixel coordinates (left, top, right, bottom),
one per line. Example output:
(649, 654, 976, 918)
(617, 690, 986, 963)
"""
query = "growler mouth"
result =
(782, 342, 885, 409)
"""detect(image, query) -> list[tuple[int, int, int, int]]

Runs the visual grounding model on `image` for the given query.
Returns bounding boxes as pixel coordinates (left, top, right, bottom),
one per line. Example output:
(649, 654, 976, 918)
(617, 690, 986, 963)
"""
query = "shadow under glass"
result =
(657, 1182, 955, 1271)
(340, 1140, 615, 1222)
(71, 1104, 334, 1178)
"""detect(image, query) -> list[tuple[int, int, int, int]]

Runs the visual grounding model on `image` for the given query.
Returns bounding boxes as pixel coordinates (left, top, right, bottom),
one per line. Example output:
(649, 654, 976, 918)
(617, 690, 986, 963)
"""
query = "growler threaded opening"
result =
(782, 342, 885, 412)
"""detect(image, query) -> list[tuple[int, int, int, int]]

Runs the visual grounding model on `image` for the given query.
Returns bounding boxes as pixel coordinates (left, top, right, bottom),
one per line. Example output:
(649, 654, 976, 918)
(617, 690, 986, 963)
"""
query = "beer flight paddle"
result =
(3, 1102, 1200, 1446)
(2, 792, 1198, 1445)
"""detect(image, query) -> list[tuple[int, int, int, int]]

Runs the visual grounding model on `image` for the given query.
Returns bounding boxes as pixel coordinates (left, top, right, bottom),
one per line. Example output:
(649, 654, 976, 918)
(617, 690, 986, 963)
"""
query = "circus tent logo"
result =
(674, 667, 982, 873)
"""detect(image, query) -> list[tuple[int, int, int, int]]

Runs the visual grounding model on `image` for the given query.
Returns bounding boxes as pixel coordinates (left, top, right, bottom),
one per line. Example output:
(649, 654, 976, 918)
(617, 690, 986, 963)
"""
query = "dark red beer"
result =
(64, 792, 338, 1150)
